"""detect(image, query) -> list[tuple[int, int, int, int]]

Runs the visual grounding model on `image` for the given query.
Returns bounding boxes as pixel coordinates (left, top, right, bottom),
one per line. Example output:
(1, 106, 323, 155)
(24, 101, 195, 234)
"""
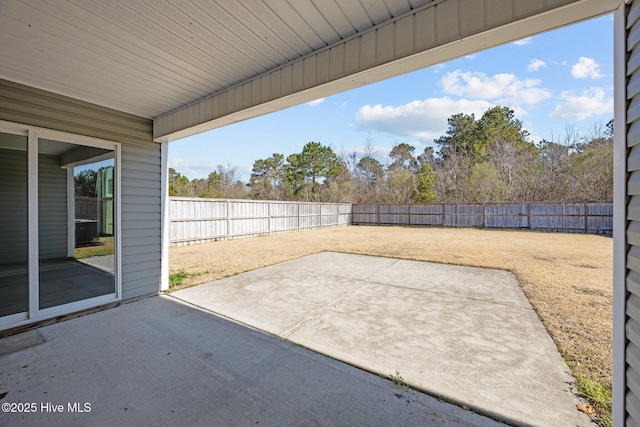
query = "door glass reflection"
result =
(38, 139, 116, 309)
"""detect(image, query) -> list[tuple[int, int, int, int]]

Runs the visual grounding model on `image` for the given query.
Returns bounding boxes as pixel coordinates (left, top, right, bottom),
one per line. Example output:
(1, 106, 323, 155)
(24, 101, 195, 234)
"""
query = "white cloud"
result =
(527, 59, 546, 72)
(355, 97, 492, 142)
(464, 54, 476, 60)
(306, 98, 325, 106)
(571, 57, 603, 79)
(336, 144, 392, 159)
(430, 63, 446, 73)
(513, 37, 532, 46)
(527, 131, 545, 145)
(549, 87, 613, 121)
(169, 158, 220, 179)
(439, 70, 551, 105)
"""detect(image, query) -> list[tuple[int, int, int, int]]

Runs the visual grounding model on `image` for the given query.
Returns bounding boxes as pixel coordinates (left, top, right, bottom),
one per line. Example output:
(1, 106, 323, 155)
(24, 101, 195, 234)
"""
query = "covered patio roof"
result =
(0, 0, 619, 142)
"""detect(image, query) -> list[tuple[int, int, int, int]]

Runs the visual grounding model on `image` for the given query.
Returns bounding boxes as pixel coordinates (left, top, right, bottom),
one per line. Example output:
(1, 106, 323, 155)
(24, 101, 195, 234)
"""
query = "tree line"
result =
(169, 106, 613, 204)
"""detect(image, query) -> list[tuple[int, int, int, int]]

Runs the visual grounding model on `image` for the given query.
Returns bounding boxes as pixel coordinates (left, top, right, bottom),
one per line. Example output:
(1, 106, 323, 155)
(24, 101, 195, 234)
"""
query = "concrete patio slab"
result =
(172, 251, 592, 427)
(78, 254, 114, 274)
(0, 296, 502, 427)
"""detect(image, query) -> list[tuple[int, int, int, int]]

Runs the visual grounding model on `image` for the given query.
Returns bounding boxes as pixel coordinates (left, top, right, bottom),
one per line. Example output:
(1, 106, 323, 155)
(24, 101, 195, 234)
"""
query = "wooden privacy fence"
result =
(75, 196, 97, 219)
(351, 202, 613, 235)
(170, 199, 612, 246)
(170, 197, 352, 246)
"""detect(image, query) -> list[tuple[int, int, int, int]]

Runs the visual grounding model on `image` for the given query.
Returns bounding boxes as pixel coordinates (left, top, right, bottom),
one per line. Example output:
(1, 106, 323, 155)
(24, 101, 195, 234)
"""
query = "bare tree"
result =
(385, 169, 417, 203)
(434, 148, 472, 203)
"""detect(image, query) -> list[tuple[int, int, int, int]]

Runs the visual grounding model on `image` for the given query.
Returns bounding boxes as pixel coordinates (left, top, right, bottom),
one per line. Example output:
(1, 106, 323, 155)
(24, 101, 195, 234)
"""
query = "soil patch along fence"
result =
(351, 202, 613, 234)
(170, 199, 612, 246)
(170, 197, 352, 246)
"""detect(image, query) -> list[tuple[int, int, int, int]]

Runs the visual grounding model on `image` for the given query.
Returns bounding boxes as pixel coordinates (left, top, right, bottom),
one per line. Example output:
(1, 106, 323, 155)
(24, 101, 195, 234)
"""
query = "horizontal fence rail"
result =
(351, 202, 613, 235)
(170, 197, 351, 246)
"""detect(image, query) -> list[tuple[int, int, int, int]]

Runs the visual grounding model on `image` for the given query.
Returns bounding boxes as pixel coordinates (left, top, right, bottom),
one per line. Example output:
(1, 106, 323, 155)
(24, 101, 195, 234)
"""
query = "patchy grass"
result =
(169, 270, 206, 289)
(390, 371, 409, 392)
(575, 373, 612, 426)
(74, 237, 114, 259)
(169, 226, 612, 422)
(169, 271, 190, 289)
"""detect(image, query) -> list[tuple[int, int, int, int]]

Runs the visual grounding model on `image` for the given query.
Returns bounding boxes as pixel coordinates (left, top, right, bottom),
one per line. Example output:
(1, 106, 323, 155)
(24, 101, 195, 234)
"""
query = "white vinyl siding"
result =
(120, 144, 162, 300)
(0, 78, 160, 301)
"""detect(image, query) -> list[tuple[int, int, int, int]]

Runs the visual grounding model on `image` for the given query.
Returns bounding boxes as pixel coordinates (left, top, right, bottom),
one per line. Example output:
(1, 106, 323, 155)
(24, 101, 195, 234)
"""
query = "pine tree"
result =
(412, 163, 437, 203)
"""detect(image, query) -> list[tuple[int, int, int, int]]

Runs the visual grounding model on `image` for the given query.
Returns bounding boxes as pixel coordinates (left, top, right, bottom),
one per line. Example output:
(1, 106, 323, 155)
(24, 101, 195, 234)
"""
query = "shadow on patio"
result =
(0, 295, 502, 427)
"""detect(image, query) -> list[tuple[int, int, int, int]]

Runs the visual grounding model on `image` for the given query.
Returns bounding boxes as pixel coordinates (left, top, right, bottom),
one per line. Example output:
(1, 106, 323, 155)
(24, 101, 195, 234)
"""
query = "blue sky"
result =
(169, 14, 614, 182)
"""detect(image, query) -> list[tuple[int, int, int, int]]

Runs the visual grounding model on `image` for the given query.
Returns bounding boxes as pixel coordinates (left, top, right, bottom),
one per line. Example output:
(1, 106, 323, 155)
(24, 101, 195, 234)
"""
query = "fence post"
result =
(584, 202, 588, 233)
(442, 204, 446, 227)
(528, 203, 533, 231)
(226, 200, 231, 239)
(376, 204, 380, 225)
(482, 204, 486, 228)
(297, 203, 300, 230)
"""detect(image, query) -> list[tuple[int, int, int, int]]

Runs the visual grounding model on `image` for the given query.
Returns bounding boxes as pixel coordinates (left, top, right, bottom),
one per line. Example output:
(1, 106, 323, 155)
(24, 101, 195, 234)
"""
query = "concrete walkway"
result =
(0, 296, 501, 427)
(172, 252, 592, 427)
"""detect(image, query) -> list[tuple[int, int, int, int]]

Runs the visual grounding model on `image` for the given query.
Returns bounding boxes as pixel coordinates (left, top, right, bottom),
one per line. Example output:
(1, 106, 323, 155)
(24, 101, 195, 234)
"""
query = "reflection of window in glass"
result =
(97, 166, 114, 237)
(73, 160, 114, 253)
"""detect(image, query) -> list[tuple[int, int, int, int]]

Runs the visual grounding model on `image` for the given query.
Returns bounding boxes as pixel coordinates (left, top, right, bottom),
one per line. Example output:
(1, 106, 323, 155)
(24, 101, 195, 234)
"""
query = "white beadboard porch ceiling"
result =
(0, 0, 429, 119)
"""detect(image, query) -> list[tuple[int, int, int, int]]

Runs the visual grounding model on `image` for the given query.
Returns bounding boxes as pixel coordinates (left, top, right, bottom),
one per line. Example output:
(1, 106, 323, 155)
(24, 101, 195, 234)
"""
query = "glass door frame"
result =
(0, 120, 122, 329)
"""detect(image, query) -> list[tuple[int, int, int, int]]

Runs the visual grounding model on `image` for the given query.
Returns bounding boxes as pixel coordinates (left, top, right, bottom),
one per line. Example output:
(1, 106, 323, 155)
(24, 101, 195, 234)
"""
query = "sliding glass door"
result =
(0, 123, 120, 328)
(0, 131, 29, 319)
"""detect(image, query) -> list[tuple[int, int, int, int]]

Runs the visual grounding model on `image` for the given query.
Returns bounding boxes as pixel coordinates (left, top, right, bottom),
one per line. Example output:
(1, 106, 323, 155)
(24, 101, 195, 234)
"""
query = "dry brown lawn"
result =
(170, 226, 612, 416)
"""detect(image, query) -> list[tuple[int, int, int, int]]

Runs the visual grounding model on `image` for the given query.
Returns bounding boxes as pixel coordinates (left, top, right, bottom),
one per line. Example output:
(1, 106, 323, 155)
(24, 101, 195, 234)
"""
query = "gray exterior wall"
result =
(614, 0, 640, 426)
(626, 1, 640, 424)
(0, 78, 160, 301)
